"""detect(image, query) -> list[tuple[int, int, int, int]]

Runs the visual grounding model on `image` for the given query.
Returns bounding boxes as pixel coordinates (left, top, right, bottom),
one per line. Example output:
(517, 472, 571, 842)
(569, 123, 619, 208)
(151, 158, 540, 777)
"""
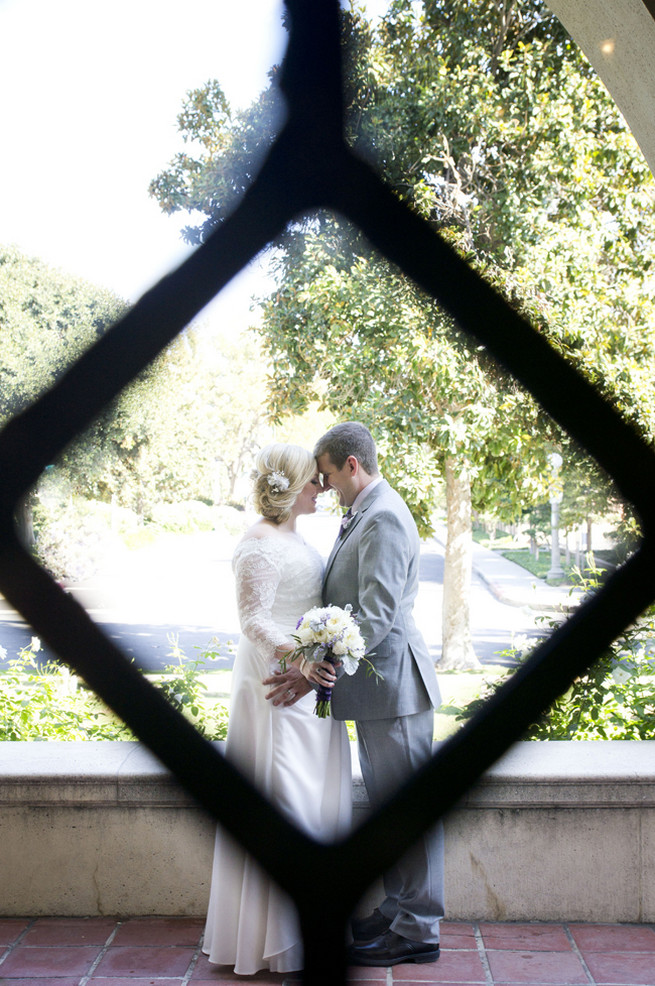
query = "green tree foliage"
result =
(0, 245, 128, 424)
(1, 245, 268, 574)
(149, 0, 655, 664)
(1, 245, 129, 545)
(57, 323, 269, 518)
(148, 0, 655, 514)
(149, 77, 285, 245)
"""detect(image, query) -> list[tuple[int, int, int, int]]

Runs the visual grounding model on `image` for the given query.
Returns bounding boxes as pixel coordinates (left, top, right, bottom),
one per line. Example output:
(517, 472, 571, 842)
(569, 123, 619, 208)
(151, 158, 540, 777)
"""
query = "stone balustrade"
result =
(1, 740, 654, 921)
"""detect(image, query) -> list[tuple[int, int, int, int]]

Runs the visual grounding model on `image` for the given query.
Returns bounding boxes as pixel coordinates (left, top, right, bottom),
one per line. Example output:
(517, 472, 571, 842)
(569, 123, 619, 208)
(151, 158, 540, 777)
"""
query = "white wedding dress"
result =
(203, 534, 352, 974)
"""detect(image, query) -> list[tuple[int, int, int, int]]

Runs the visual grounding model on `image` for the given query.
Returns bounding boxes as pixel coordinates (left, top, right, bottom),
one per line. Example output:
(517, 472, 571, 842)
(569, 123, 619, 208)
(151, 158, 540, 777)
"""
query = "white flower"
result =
(295, 623, 316, 646)
(294, 604, 366, 670)
(30, 636, 42, 653)
(327, 612, 349, 635)
(267, 470, 290, 492)
(291, 603, 380, 717)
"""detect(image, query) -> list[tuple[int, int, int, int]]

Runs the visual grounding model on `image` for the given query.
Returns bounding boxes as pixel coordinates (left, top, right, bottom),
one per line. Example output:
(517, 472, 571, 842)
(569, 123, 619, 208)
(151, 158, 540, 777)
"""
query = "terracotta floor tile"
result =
(283, 976, 377, 986)
(345, 967, 388, 981)
(391, 950, 485, 982)
(88, 980, 184, 986)
(584, 950, 655, 985)
(442, 921, 477, 936)
(487, 948, 588, 984)
(343, 981, 395, 986)
(569, 923, 655, 953)
(192, 966, 288, 986)
(191, 982, 279, 986)
(23, 916, 118, 946)
(0, 943, 101, 977)
(92, 944, 196, 977)
(441, 922, 478, 949)
(1, 980, 80, 986)
(5, 919, 655, 985)
(0, 918, 31, 946)
(112, 916, 204, 946)
(192, 982, 238, 986)
(481, 922, 572, 952)
(191, 977, 286, 985)
(190, 956, 383, 984)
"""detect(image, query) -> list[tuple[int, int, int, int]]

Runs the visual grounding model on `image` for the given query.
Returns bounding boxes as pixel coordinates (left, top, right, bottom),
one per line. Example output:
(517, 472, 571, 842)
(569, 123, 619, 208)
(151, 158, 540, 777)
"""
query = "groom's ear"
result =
(345, 455, 359, 475)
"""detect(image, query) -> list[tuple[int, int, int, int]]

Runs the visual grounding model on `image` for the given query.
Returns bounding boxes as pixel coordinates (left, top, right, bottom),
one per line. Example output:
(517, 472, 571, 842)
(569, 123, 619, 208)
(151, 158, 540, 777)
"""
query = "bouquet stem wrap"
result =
(314, 651, 338, 718)
(290, 604, 380, 719)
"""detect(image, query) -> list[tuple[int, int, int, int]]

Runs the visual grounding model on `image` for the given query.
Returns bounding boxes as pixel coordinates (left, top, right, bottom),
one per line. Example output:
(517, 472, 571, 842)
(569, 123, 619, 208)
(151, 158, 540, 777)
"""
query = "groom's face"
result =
(317, 453, 357, 508)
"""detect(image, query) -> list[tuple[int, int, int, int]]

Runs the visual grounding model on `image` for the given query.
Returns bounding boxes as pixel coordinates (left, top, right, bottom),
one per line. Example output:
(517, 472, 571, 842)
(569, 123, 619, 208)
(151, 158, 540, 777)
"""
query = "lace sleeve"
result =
(233, 539, 292, 662)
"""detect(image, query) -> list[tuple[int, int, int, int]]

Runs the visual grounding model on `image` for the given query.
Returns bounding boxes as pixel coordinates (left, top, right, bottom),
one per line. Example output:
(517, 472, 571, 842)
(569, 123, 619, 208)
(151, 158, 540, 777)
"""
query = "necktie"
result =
(338, 508, 353, 539)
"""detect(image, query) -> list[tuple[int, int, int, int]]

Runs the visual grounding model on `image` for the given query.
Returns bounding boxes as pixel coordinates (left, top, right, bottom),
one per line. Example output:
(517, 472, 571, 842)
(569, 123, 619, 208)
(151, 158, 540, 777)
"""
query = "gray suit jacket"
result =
(323, 480, 441, 722)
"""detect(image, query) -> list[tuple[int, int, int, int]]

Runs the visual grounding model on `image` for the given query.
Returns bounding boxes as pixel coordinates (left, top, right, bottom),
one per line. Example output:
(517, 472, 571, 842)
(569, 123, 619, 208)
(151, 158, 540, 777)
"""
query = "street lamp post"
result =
(547, 452, 564, 582)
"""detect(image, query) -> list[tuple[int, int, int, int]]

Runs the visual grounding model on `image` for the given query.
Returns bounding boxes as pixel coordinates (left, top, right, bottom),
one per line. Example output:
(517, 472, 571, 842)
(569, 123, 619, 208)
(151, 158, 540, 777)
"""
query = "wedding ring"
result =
(286, 689, 295, 698)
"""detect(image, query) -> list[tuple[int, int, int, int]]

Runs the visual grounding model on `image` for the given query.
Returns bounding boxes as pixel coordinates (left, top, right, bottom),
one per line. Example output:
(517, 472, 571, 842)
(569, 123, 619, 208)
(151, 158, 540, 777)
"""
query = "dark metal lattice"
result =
(2, 2, 655, 983)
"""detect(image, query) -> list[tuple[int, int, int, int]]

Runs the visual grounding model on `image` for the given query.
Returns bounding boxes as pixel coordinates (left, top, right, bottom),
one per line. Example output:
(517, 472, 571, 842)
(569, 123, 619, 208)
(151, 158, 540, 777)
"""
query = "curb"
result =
(473, 564, 582, 614)
(430, 527, 583, 615)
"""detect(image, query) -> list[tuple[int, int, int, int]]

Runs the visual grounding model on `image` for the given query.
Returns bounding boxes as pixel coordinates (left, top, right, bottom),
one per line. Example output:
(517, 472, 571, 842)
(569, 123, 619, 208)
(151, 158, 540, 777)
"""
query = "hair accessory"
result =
(267, 470, 290, 492)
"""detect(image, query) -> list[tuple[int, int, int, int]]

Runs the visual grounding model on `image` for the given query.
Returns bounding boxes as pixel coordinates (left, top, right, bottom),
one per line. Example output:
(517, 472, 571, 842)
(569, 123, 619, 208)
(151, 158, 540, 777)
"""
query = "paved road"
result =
(417, 540, 545, 667)
(0, 516, 544, 672)
(0, 531, 241, 673)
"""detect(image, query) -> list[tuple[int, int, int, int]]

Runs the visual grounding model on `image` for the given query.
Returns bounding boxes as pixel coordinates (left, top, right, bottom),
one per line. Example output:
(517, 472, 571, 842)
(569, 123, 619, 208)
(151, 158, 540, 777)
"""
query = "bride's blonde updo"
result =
(252, 443, 317, 524)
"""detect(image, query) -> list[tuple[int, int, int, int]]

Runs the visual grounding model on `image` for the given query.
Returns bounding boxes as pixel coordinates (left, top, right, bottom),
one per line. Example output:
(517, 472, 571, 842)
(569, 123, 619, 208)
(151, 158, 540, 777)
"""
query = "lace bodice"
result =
(232, 535, 324, 663)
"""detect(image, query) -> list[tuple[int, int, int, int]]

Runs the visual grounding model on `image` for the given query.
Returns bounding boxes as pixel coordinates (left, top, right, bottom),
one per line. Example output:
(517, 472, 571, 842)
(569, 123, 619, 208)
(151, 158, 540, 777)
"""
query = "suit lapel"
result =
(323, 481, 388, 581)
(325, 509, 361, 576)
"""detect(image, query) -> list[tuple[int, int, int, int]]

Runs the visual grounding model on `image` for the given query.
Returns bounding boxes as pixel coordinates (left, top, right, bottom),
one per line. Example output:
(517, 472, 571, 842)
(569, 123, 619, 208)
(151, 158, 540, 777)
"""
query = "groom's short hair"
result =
(315, 421, 378, 474)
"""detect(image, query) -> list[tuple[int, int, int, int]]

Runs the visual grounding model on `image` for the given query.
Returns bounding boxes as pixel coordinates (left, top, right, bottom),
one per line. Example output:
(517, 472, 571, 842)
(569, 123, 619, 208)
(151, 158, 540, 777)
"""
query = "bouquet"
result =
(292, 603, 380, 717)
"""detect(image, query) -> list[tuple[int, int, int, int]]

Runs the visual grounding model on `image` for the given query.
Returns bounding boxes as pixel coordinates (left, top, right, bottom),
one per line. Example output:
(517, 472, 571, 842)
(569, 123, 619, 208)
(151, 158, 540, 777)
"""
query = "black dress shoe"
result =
(347, 929, 440, 967)
(351, 908, 392, 943)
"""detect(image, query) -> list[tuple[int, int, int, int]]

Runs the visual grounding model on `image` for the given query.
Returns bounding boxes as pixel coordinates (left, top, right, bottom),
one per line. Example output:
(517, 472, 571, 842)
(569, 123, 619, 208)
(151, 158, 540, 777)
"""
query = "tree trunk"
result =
(439, 456, 480, 670)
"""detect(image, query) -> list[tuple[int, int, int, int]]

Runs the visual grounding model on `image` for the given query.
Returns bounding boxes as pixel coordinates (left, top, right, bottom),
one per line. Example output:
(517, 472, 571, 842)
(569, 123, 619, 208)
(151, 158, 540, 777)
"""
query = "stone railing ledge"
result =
(0, 740, 200, 807)
(3, 738, 655, 808)
(456, 739, 655, 808)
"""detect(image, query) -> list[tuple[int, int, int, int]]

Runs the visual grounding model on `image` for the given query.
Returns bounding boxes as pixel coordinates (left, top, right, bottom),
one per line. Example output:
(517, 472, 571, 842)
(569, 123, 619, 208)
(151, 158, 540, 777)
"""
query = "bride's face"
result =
(294, 471, 324, 516)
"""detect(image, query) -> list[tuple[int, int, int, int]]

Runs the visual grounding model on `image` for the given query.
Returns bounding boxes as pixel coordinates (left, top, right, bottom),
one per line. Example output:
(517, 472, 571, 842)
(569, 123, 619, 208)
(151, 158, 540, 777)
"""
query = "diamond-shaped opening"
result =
(2, 2, 655, 984)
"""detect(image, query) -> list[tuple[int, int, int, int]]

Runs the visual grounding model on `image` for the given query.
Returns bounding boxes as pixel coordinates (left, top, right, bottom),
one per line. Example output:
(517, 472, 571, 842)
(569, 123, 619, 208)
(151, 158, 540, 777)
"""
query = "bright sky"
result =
(0, 0, 308, 325)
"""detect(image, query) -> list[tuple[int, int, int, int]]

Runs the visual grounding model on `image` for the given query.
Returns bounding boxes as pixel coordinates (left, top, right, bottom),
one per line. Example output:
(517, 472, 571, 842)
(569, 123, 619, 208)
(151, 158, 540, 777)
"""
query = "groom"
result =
(267, 421, 444, 966)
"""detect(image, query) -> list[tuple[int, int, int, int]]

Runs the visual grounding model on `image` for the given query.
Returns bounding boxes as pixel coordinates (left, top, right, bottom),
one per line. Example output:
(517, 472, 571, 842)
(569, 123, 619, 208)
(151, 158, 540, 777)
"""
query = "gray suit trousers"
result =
(356, 709, 445, 944)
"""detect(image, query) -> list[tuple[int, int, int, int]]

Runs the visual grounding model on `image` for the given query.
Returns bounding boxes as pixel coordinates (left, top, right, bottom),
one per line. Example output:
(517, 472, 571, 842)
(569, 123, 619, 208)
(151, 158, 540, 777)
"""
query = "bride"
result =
(202, 443, 352, 975)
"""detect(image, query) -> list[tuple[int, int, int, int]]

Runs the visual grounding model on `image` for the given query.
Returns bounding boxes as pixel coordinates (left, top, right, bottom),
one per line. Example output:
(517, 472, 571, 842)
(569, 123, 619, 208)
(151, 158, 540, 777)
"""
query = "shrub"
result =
(152, 634, 231, 741)
(33, 499, 115, 581)
(450, 585, 655, 741)
(32, 497, 141, 581)
(0, 637, 230, 742)
(149, 500, 214, 534)
(0, 638, 132, 740)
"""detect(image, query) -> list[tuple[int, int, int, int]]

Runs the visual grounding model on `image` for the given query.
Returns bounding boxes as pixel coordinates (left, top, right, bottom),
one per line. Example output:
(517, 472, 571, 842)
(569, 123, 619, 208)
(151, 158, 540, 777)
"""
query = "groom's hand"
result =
(263, 666, 312, 706)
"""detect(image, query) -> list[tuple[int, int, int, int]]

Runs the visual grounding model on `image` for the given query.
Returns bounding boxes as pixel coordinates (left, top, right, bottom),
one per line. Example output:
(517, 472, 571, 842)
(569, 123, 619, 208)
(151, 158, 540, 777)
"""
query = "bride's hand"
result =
(262, 665, 311, 706)
(301, 658, 339, 688)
